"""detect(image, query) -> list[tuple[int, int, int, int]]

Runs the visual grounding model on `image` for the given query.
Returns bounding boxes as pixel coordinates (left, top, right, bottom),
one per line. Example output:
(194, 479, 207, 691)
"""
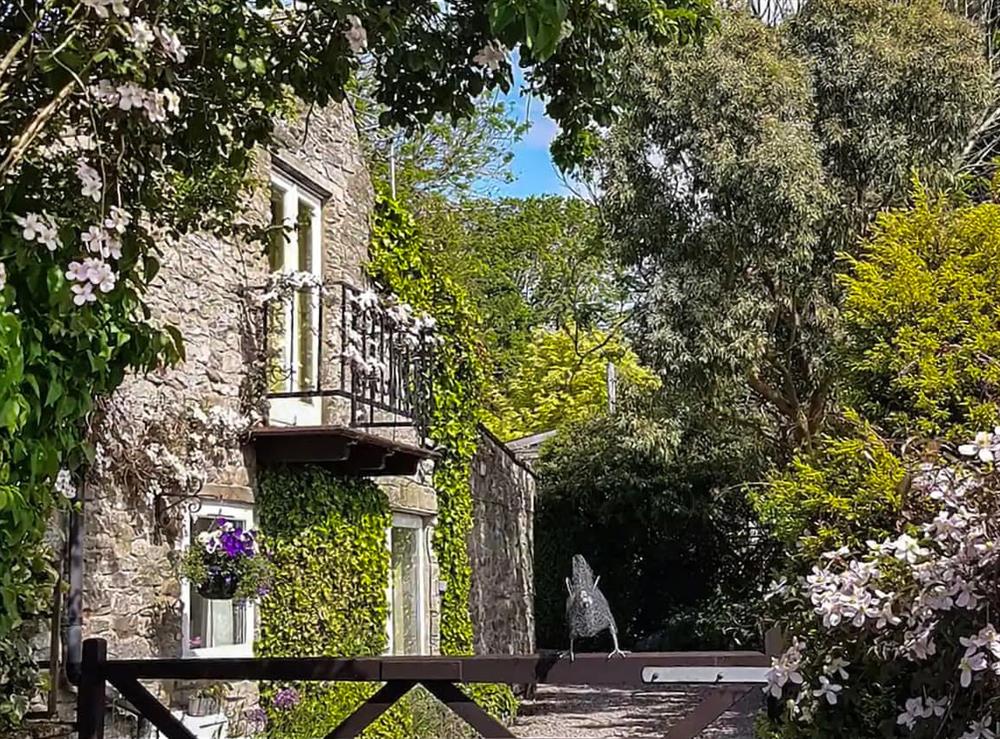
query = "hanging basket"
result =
(197, 568, 239, 600)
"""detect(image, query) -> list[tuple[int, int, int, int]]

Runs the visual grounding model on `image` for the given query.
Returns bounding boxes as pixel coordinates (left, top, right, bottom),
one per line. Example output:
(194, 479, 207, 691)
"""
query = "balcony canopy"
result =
(250, 425, 435, 476)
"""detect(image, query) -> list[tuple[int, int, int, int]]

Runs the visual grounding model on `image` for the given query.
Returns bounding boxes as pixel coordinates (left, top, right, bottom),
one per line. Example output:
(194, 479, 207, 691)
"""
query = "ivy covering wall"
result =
(368, 192, 517, 719)
(255, 465, 415, 737)
(254, 193, 516, 737)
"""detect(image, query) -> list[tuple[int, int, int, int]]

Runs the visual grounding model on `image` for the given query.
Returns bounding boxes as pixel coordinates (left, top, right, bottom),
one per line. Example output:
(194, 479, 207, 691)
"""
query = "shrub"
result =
(758, 433, 1000, 739)
(535, 406, 774, 651)
(840, 187, 1000, 441)
(751, 415, 907, 561)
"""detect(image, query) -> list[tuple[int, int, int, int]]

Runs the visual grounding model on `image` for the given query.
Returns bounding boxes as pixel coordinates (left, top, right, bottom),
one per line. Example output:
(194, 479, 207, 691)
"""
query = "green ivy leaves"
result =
(368, 193, 517, 722)
(256, 466, 403, 737)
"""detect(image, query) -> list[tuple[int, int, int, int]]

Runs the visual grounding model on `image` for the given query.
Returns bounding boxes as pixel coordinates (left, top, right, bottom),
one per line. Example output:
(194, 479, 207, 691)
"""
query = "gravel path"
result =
(511, 684, 761, 739)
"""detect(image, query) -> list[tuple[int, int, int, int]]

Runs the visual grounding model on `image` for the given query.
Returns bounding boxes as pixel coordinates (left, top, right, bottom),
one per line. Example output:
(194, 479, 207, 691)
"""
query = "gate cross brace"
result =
(89, 675, 513, 739)
(325, 679, 514, 738)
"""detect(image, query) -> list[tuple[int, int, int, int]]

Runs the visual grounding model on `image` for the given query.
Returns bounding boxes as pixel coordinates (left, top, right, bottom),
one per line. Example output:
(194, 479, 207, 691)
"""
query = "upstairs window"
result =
(267, 171, 323, 425)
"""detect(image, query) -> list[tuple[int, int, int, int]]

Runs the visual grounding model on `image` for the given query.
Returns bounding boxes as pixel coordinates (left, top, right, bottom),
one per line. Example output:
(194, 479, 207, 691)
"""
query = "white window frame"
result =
(386, 512, 430, 656)
(268, 170, 323, 427)
(181, 501, 256, 659)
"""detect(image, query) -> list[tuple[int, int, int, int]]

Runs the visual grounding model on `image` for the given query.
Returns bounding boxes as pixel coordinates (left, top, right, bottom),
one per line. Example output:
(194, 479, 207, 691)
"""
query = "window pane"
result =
(391, 526, 421, 655)
(267, 186, 289, 393)
(295, 200, 316, 391)
(189, 517, 247, 651)
(268, 186, 286, 271)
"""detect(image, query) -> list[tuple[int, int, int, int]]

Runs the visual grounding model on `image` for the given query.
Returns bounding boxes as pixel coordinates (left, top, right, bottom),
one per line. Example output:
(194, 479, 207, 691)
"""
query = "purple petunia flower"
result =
(273, 687, 300, 710)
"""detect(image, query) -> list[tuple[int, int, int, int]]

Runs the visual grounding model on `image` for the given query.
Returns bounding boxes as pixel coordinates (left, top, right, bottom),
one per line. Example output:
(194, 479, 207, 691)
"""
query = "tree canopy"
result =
(484, 326, 659, 440)
(599, 2, 990, 456)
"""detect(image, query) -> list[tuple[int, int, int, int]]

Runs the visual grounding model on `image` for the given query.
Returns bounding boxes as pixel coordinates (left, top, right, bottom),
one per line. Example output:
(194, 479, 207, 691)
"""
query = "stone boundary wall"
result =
(468, 424, 536, 660)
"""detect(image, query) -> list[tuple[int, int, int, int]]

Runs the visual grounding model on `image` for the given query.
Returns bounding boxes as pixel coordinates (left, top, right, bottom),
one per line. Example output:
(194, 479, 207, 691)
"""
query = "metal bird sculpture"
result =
(563, 554, 627, 661)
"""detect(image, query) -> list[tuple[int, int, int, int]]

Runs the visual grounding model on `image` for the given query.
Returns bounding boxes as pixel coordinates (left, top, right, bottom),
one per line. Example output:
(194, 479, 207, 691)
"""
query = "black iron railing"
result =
(260, 280, 434, 439)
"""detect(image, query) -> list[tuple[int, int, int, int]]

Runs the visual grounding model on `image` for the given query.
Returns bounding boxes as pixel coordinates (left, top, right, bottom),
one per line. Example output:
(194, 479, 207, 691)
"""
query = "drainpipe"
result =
(64, 478, 85, 685)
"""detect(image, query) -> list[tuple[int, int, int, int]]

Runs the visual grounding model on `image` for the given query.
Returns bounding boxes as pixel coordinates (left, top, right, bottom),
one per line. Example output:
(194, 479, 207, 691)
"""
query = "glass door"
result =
(387, 513, 428, 655)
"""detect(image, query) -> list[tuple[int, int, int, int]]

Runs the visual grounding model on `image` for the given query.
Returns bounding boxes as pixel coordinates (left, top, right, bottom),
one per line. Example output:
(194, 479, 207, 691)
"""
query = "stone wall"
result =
(468, 425, 536, 659)
(28, 100, 439, 737)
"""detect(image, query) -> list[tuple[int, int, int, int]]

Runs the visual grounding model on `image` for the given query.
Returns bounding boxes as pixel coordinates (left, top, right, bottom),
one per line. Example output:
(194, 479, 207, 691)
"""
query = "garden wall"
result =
(468, 424, 536, 659)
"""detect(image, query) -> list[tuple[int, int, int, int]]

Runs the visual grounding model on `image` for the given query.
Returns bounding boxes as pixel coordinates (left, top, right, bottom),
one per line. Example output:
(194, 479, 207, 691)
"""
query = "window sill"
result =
(185, 645, 254, 659)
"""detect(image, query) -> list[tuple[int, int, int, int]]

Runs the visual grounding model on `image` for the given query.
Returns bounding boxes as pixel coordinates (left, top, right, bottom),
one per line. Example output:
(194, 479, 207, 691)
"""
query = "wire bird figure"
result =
(562, 554, 627, 662)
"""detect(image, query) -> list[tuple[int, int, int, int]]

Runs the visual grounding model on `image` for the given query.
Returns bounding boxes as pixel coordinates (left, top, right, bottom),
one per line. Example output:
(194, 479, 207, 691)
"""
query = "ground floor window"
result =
(183, 502, 255, 658)
(388, 512, 430, 655)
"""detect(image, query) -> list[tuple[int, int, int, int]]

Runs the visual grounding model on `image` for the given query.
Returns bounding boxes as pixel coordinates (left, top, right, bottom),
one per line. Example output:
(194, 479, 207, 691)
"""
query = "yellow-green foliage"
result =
(484, 326, 660, 441)
(841, 187, 1000, 440)
(751, 417, 906, 559)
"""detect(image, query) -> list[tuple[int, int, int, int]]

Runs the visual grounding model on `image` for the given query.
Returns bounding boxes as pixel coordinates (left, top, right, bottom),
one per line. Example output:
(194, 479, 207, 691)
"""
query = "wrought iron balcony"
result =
(254, 279, 435, 469)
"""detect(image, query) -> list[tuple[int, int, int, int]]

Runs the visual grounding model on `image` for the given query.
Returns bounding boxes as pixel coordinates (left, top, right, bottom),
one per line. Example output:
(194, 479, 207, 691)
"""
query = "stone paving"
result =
(512, 684, 761, 738)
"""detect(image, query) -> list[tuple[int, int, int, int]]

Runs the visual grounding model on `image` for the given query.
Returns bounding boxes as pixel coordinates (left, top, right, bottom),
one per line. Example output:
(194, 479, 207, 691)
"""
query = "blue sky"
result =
(486, 61, 570, 198)
(495, 93, 569, 198)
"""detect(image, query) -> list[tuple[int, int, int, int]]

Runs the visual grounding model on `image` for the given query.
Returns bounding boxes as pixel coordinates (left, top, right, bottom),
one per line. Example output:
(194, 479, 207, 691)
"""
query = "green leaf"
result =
(0, 399, 21, 432)
(44, 379, 62, 408)
(165, 325, 186, 362)
(490, 3, 520, 38)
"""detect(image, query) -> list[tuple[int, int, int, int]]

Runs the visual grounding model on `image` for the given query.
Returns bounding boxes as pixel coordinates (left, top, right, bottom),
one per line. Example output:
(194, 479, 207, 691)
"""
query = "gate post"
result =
(77, 638, 107, 739)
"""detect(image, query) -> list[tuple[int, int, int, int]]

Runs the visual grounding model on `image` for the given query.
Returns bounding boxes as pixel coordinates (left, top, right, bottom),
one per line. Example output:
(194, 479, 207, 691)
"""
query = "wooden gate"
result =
(77, 638, 771, 739)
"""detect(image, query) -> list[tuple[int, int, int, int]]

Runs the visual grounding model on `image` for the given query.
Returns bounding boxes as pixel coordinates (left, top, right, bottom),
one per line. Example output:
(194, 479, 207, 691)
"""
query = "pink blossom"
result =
(157, 26, 187, 63)
(959, 651, 988, 688)
(128, 20, 155, 51)
(71, 282, 96, 305)
(76, 160, 102, 202)
(117, 83, 147, 111)
(960, 717, 996, 739)
(812, 676, 842, 705)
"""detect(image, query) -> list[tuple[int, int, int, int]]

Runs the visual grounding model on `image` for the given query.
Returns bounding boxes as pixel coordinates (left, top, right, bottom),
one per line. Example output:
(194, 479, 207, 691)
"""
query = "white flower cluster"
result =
(76, 159, 102, 202)
(343, 288, 439, 386)
(91, 397, 258, 509)
(65, 258, 116, 304)
(14, 213, 60, 251)
(188, 404, 256, 450)
(768, 434, 1000, 734)
(959, 428, 1000, 463)
(63, 203, 131, 305)
(765, 638, 805, 698)
(92, 80, 181, 122)
(4, 4, 186, 311)
(82, 0, 129, 19)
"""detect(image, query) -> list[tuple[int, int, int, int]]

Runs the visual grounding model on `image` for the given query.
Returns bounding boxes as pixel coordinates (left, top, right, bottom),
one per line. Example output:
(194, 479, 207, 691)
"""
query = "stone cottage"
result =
(26, 100, 534, 738)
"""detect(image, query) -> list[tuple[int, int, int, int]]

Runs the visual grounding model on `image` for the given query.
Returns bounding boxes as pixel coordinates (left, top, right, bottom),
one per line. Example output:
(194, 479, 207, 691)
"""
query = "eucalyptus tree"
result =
(599, 0, 990, 456)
